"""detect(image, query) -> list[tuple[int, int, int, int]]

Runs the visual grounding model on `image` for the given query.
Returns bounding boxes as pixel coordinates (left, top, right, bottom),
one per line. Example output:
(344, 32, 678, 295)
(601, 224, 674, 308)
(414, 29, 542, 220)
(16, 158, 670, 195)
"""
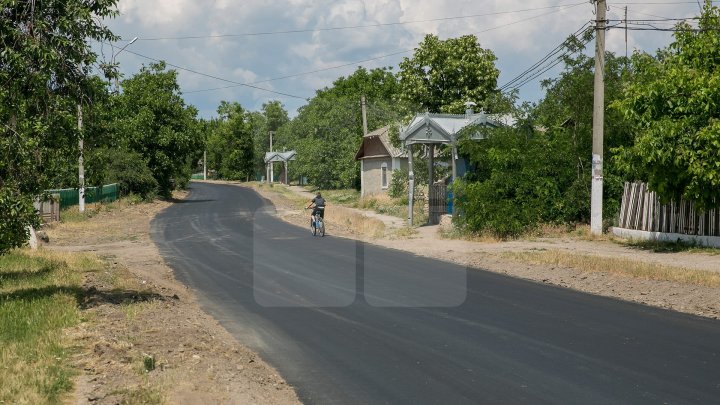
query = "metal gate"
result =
(429, 183, 447, 225)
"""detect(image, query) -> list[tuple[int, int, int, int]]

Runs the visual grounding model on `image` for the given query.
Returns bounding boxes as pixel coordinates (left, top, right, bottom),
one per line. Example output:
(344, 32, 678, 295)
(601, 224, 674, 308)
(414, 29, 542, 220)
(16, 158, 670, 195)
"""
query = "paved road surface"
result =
(152, 182, 720, 404)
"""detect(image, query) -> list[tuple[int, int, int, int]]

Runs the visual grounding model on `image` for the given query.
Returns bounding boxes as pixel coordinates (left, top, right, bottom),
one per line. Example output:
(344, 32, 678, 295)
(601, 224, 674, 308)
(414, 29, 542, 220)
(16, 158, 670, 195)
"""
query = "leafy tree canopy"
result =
(277, 67, 404, 189)
(0, 0, 118, 253)
(115, 62, 202, 197)
(613, 3, 720, 208)
(398, 34, 499, 114)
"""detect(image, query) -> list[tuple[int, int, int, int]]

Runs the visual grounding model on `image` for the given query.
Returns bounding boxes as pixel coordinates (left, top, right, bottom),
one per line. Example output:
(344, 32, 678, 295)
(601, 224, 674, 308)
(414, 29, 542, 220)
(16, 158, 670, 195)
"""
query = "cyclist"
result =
(306, 192, 326, 225)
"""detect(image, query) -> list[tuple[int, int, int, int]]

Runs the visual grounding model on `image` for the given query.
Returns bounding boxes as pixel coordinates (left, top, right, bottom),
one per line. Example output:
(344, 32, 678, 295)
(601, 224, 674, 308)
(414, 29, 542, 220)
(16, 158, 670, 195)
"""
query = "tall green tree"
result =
(278, 67, 402, 189)
(207, 101, 255, 180)
(613, 3, 720, 208)
(115, 62, 202, 197)
(398, 34, 499, 114)
(0, 0, 118, 253)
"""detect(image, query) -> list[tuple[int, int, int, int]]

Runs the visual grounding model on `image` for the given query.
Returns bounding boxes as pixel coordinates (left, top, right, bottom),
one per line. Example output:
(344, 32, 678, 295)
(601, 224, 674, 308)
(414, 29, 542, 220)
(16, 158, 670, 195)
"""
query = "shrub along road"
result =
(152, 182, 720, 404)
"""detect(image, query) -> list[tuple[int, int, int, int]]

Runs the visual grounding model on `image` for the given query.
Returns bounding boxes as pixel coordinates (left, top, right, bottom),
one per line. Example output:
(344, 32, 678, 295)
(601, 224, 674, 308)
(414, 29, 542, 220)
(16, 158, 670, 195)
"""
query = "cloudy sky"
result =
(95, 0, 708, 119)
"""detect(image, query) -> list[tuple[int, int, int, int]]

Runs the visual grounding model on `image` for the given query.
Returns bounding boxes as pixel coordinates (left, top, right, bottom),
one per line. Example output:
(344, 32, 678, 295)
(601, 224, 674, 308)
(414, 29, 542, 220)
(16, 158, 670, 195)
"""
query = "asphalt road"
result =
(152, 182, 720, 404)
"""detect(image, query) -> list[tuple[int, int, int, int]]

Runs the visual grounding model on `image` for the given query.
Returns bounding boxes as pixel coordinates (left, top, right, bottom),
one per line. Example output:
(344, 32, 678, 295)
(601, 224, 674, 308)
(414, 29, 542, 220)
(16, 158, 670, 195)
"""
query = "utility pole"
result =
(407, 143, 414, 227)
(361, 95, 368, 136)
(269, 131, 274, 183)
(203, 150, 207, 180)
(591, 0, 606, 235)
(78, 103, 85, 213)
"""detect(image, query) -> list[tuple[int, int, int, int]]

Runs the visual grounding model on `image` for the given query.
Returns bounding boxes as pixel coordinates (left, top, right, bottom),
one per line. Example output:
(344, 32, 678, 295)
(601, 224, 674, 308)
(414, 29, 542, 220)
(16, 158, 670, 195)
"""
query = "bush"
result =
(88, 148, 158, 199)
(453, 179, 537, 239)
(0, 188, 39, 254)
(388, 169, 408, 198)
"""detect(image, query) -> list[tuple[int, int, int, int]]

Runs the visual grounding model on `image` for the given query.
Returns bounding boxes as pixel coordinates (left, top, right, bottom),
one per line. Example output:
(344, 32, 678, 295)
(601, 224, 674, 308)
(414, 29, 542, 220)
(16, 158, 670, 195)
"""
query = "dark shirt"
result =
(312, 197, 326, 207)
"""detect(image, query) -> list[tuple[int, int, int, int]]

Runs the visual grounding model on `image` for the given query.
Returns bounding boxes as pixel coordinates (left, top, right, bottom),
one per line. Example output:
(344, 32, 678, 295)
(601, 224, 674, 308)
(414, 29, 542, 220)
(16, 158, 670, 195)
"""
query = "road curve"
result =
(151, 182, 720, 404)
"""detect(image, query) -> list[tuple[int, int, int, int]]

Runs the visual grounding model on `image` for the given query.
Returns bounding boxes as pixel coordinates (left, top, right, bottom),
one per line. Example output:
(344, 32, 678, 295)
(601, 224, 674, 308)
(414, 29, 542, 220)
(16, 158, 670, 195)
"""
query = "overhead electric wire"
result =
(112, 46, 309, 99)
(501, 30, 595, 93)
(499, 21, 591, 91)
(182, 1, 588, 95)
(183, 49, 411, 94)
(130, 2, 587, 41)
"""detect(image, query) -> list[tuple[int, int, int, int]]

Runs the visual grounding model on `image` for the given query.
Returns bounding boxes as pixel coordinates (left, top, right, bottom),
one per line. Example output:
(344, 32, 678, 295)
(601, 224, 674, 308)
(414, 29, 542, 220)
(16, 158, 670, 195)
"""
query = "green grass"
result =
(618, 239, 720, 254)
(320, 189, 361, 205)
(0, 250, 99, 404)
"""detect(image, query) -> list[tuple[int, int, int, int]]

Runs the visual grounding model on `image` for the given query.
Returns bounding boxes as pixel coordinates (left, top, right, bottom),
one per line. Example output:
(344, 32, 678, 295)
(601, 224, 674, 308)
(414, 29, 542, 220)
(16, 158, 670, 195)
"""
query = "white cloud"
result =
(101, 0, 705, 118)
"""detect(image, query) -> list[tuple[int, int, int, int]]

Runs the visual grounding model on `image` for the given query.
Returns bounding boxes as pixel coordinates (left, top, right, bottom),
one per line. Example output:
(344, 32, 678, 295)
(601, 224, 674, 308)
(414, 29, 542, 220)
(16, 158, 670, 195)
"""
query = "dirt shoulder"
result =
(44, 195, 299, 405)
(244, 181, 720, 320)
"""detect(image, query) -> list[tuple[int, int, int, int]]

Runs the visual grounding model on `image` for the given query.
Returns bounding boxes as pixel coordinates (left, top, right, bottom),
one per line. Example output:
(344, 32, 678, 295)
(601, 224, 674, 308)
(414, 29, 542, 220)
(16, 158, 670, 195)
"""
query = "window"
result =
(381, 163, 388, 189)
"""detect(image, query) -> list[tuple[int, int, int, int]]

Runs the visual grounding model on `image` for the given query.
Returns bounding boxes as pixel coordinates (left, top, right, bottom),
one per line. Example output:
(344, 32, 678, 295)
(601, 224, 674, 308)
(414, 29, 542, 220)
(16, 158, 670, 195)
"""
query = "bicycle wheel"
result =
(319, 219, 325, 237)
(311, 218, 317, 236)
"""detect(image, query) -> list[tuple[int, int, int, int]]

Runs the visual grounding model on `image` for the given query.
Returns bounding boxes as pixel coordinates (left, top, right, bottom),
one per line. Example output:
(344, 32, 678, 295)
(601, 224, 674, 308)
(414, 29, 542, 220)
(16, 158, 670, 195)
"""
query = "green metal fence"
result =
(46, 183, 119, 207)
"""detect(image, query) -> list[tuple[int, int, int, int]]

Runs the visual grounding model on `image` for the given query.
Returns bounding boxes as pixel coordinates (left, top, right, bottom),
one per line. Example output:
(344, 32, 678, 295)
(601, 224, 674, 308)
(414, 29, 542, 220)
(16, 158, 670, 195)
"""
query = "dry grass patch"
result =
(326, 207, 386, 238)
(502, 249, 720, 287)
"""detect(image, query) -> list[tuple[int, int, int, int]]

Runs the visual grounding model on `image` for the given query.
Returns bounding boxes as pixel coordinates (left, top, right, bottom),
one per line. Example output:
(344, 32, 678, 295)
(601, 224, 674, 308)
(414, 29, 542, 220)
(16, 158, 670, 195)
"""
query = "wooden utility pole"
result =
(78, 104, 85, 213)
(591, 0, 606, 235)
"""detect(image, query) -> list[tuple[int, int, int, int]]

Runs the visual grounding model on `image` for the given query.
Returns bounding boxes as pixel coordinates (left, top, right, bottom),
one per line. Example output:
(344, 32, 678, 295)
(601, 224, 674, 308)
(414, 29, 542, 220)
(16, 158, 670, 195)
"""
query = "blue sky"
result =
(96, 0, 708, 119)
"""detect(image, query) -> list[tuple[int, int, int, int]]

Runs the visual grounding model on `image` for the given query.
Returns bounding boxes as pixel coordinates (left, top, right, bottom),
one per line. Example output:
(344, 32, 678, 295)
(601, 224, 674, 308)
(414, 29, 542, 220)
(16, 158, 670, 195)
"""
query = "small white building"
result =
(355, 126, 407, 197)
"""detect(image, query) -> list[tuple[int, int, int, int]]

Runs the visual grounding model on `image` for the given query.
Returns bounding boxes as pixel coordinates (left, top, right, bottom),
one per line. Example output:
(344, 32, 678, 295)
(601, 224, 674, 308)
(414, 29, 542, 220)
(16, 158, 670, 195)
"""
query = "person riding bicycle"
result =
(306, 192, 326, 223)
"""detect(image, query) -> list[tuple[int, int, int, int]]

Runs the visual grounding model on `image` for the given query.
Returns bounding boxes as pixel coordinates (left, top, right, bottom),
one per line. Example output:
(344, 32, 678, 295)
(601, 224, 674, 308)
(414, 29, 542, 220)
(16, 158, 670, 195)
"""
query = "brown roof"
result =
(355, 125, 406, 160)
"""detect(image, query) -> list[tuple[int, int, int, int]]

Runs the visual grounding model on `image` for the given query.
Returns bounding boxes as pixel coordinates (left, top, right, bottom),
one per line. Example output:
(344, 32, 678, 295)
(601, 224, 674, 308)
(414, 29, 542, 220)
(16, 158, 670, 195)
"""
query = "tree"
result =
(277, 67, 403, 189)
(251, 101, 290, 177)
(533, 36, 633, 222)
(454, 32, 635, 237)
(398, 34, 499, 114)
(207, 101, 255, 180)
(115, 62, 202, 197)
(0, 0, 118, 253)
(612, 3, 720, 209)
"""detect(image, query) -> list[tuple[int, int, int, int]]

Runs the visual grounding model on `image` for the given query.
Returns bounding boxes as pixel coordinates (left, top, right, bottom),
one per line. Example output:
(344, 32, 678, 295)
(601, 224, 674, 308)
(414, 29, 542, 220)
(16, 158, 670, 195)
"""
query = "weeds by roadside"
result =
(501, 249, 720, 287)
(617, 239, 719, 255)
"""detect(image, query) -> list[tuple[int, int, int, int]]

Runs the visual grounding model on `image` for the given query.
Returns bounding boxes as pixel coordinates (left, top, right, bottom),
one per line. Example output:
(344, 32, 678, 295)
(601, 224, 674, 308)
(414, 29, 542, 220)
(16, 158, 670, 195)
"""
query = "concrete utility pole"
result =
(407, 144, 414, 227)
(269, 131, 274, 183)
(361, 95, 368, 136)
(203, 150, 207, 180)
(78, 104, 85, 213)
(591, 0, 606, 235)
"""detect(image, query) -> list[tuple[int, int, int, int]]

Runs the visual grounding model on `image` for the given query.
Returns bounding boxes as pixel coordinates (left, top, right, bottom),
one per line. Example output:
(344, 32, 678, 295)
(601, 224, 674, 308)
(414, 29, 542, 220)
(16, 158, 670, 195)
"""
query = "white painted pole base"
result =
(590, 154, 603, 235)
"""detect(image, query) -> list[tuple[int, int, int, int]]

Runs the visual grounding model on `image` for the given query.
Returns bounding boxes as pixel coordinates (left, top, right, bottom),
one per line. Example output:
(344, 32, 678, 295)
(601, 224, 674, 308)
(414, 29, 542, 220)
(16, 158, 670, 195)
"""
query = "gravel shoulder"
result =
(244, 181, 720, 320)
(43, 194, 300, 405)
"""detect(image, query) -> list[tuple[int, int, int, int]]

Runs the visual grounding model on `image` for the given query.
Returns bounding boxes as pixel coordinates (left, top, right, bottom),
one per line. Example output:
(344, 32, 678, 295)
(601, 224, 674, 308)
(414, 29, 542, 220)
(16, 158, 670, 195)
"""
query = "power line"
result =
(612, 1, 716, 4)
(183, 1, 588, 95)
(113, 46, 309, 99)
(502, 34, 594, 93)
(184, 50, 411, 94)
(499, 21, 592, 91)
(130, 2, 587, 41)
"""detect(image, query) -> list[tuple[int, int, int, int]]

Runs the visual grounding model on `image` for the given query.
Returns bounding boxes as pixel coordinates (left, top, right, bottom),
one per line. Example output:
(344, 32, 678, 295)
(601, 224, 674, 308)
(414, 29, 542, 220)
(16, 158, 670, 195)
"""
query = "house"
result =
(355, 125, 407, 197)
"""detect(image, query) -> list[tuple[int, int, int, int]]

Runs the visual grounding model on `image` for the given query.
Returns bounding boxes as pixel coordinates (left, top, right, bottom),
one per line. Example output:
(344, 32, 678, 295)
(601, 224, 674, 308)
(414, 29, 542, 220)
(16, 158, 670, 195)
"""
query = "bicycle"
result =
(307, 207, 325, 237)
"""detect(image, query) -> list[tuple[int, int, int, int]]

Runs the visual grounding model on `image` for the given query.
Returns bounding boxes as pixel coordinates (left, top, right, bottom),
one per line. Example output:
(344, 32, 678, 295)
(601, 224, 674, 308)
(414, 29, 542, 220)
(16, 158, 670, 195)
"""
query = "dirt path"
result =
(249, 182, 720, 320)
(44, 196, 300, 405)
